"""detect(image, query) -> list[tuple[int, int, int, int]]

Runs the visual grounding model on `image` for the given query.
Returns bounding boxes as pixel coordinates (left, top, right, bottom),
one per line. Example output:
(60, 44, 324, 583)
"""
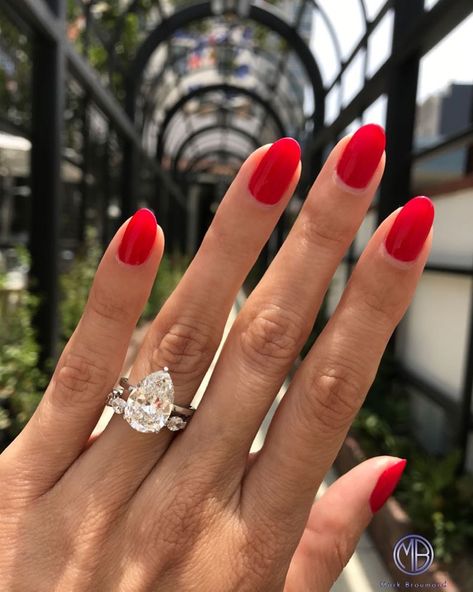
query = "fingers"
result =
(285, 457, 406, 592)
(72, 139, 302, 493)
(243, 197, 434, 531)
(185, 125, 386, 468)
(1, 209, 163, 496)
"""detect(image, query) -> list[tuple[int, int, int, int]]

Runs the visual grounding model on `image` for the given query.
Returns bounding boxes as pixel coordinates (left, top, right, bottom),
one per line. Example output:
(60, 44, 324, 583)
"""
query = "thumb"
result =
(286, 456, 406, 592)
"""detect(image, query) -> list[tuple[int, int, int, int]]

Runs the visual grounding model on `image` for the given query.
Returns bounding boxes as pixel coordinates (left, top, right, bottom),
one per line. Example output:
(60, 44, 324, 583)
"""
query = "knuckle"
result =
(88, 281, 133, 325)
(239, 306, 306, 373)
(53, 351, 111, 405)
(150, 318, 219, 378)
(205, 222, 255, 266)
(299, 211, 351, 252)
(359, 285, 398, 329)
(303, 361, 365, 434)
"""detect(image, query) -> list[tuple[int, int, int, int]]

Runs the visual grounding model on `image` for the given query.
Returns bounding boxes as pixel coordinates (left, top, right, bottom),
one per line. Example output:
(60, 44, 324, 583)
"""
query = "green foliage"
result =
(141, 254, 190, 322)
(0, 248, 47, 446)
(59, 226, 102, 346)
(396, 451, 473, 562)
(0, 7, 31, 128)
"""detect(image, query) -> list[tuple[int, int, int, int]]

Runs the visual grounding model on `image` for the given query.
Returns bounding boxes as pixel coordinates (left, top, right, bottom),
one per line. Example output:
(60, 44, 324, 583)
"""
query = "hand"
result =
(0, 125, 433, 592)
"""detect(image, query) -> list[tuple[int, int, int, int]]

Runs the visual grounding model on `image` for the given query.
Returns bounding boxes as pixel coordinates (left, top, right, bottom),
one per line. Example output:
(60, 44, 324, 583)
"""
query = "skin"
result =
(0, 135, 432, 591)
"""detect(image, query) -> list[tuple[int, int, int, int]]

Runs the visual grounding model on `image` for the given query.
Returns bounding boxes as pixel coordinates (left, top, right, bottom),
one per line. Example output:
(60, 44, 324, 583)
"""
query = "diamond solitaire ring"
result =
(106, 368, 195, 433)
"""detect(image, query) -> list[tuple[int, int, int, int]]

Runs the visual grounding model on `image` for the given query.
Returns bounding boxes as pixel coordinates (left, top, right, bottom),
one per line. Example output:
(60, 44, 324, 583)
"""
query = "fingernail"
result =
(369, 459, 407, 513)
(385, 196, 434, 262)
(249, 137, 301, 205)
(336, 124, 385, 189)
(118, 208, 157, 265)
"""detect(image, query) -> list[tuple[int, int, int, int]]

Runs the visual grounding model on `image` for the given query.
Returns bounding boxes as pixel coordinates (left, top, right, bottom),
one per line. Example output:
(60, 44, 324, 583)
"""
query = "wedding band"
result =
(106, 367, 195, 433)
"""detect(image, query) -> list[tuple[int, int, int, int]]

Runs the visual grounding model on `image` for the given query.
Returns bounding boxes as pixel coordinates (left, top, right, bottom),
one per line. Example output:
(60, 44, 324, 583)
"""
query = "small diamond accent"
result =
(110, 397, 126, 414)
(167, 416, 186, 431)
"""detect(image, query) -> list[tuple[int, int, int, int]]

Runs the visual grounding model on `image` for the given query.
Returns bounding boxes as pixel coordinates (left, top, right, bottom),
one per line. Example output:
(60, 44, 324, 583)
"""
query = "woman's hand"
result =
(0, 125, 434, 592)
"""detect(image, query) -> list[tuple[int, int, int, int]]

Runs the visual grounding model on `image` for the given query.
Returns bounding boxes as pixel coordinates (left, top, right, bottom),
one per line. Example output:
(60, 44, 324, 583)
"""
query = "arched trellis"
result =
(142, 68, 300, 147)
(111, 0, 348, 92)
(121, 1, 325, 216)
(156, 83, 287, 162)
(171, 124, 260, 176)
(182, 133, 252, 163)
(125, 2, 325, 123)
(139, 41, 307, 136)
(184, 149, 247, 175)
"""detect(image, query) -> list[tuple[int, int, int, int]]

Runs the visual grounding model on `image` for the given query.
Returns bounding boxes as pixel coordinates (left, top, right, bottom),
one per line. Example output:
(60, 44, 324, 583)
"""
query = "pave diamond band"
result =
(106, 368, 195, 433)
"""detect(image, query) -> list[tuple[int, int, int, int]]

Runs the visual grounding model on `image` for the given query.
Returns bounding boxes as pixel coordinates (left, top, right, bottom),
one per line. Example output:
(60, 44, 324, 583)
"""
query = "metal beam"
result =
(140, 47, 303, 133)
(5, 0, 142, 149)
(171, 124, 259, 176)
(184, 149, 247, 175)
(126, 1, 324, 127)
(377, 0, 423, 226)
(311, 0, 473, 152)
(156, 84, 287, 162)
(28, 0, 65, 366)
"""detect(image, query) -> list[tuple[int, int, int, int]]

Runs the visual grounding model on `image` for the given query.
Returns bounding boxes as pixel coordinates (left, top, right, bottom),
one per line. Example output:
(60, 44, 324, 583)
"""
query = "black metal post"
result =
(377, 0, 424, 225)
(78, 95, 91, 244)
(458, 274, 473, 472)
(376, 0, 423, 360)
(29, 0, 66, 368)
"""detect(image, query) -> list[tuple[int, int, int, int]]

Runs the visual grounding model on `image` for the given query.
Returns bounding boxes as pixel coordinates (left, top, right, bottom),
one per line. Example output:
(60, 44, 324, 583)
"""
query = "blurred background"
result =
(0, 0, 472, 588)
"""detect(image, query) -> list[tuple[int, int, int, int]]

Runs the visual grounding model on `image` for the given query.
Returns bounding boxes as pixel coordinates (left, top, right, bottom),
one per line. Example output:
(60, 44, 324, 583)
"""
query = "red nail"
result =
(369, 459, 407, 513)
(118, 208, 157, 265)
(385, 196, 434, 262)
(336, 124, 385, 189)
(249, 138, 301, 205)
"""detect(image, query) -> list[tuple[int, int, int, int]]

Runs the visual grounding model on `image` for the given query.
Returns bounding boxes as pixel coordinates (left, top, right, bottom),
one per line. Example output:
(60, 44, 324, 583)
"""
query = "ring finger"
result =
(71, 138, 302, 495)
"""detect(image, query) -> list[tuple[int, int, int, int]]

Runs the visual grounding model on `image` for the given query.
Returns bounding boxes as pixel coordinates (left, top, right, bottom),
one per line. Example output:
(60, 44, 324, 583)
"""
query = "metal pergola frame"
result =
(1, 0, 473, 471)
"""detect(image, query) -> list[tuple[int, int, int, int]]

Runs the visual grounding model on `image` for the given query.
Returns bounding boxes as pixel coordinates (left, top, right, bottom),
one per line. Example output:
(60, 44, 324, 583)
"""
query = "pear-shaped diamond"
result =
(123, 370, 174, 433)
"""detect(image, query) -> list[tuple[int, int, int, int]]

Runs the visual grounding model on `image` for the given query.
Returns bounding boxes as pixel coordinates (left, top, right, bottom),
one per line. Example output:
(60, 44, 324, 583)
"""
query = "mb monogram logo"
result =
(393, 534, 434, 576)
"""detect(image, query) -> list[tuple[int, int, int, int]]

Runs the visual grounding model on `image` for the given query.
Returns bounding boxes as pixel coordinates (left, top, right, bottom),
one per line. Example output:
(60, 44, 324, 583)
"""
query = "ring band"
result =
(106, 367, 195, 433)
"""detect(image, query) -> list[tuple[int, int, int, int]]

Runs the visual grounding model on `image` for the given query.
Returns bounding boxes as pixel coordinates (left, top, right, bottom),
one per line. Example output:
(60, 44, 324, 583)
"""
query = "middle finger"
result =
(178, 124, 386, 477)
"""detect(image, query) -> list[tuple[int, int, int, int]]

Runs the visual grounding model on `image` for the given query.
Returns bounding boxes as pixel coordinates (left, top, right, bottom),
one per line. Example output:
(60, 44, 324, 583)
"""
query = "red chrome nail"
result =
(385, 196, 434, 262)
(336, 124, 386, 189)
(369, 459, 407, 513)
(249, 137, 301, 205)
(118, 208, 157, 265)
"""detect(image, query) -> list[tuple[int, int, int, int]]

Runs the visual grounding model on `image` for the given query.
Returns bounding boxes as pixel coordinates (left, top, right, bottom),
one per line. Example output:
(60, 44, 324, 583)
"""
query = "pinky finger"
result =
(285, 456, 406, 592)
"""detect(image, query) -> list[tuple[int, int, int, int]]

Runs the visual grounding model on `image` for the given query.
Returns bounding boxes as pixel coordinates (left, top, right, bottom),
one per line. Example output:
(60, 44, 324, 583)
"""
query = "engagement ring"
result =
(106, 368, 195, 433)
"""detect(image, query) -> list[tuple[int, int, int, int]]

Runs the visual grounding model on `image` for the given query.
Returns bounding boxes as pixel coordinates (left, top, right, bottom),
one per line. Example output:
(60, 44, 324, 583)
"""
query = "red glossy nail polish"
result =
(118, 208, 157, 265)
(249, 137, 301, 205)
(369, 459, 407, 513)
(385, 196, 434, 262)
(336, 124, 386, 189)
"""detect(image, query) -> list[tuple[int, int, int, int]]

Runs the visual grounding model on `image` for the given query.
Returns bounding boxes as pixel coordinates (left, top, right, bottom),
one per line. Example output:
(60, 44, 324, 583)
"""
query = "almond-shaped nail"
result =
(118, 208, 157, 265)
(249, 137, 301, 205)
(336, 124, 386, 189)
(385, 196, 434, 262)
(369, 459, 407, 513)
